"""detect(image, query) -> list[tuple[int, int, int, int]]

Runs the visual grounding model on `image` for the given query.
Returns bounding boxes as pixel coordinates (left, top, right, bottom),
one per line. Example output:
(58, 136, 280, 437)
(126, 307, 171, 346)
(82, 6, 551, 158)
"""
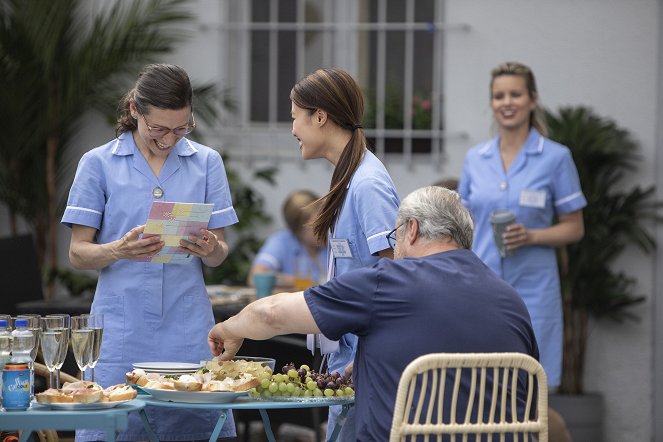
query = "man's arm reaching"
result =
(208, 291, 321, 360)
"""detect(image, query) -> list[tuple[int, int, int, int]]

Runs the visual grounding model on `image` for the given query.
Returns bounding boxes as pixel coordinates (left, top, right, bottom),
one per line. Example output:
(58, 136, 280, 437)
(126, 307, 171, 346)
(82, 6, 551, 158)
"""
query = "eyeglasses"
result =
(139, 112, 196, 138)
(386, 223, 405, 249)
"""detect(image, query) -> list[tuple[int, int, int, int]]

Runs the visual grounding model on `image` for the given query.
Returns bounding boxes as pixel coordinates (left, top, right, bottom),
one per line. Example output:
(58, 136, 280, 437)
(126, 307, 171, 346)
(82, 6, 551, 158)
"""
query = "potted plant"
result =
(544, 106, 662, 440)
(0, 0, 224, 299)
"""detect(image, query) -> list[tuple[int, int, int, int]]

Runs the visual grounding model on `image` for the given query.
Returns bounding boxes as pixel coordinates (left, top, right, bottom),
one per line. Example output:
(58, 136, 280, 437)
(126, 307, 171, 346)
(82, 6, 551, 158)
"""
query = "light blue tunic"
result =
(253, 230, 327, 284)
(458, 128, 586, 387)
(62, 132, 239, 441)
(326, 150, 400, 440)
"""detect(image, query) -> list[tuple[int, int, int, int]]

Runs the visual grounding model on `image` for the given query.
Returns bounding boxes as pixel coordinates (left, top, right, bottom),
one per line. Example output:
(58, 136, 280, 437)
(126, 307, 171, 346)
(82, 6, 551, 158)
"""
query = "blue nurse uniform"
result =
(253, 230, 327, 283)
(458, 128, 586, 387)
(325, 150, 400, 440)
(62, 132, 239, 441)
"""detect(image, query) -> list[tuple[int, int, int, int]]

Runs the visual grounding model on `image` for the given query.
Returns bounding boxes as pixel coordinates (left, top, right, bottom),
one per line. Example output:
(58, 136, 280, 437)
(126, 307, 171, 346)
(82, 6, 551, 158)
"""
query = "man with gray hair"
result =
(208, 186, 538, 441)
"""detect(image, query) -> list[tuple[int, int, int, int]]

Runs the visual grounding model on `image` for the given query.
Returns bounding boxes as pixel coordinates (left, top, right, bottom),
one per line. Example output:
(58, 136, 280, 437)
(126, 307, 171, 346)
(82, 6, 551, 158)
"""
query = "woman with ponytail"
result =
(290, 67, 400, 440)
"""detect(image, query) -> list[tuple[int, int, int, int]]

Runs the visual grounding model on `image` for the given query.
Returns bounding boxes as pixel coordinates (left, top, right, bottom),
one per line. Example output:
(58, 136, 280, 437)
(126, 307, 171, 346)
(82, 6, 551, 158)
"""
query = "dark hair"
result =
(490, 62, 548, 136)
(282, 190, 319, 234)
(115, 64, 193, 137)
(290, 68, 366, 245)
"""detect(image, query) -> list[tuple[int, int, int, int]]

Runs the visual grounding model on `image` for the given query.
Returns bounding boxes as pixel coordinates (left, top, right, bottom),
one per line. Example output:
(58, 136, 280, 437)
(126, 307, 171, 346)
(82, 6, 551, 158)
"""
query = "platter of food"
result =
(141, 387, 248, 404)
(34, 381, 137, 410)
(33, 399, 133, 410)
(126, 358, 273, 403)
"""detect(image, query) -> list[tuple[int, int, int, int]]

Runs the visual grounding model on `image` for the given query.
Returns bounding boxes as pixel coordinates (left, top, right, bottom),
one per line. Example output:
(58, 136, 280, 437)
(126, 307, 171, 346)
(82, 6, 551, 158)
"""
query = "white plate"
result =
(33, 399, 132, 410)
(142, 387, 247, 404)
(133, 362, 201, 372)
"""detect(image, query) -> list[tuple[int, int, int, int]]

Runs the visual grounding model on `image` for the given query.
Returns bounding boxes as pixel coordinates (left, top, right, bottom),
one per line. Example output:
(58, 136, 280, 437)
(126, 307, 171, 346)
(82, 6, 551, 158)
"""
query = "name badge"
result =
(519, 190, 546, 208)
(330, 238, 353, 258)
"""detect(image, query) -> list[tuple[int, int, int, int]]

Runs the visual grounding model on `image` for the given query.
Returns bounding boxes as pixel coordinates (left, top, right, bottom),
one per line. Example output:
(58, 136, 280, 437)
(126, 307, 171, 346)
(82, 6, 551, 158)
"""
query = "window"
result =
(217, 0, 467, 165)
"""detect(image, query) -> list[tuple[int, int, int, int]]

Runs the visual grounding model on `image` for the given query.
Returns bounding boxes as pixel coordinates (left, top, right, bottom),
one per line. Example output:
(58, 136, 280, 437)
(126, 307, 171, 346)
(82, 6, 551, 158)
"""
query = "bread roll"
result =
(35, 388, 74, 403)
(104, 384, 138, 401)
(173, 374, 202, 392)
(72, 388, 104, 403)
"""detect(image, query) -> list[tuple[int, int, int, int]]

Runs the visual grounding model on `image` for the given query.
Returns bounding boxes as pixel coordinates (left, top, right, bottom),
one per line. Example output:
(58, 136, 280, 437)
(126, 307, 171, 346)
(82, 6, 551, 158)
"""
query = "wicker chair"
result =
(389, 353, 548, 442)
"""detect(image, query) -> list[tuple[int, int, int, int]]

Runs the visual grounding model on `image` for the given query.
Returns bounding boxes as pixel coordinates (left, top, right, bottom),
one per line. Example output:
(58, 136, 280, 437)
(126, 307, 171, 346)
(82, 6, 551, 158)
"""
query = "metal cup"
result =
(490, 209, 516, 258)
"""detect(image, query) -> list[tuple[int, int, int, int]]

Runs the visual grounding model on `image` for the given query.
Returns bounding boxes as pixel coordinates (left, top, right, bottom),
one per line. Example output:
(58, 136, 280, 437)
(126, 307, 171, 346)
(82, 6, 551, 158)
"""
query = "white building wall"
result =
(0, 1, 659, 440)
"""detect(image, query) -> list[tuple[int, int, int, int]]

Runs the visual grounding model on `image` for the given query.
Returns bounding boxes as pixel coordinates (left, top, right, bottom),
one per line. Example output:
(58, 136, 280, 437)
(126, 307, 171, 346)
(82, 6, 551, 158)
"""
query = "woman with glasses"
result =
(290, 67, 400, 440)
(61, 64, 239, 441)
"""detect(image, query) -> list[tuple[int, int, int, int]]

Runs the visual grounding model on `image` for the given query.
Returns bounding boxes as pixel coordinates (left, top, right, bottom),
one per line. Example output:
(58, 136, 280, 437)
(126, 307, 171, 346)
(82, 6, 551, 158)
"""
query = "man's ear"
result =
(406, 218, 419, 246)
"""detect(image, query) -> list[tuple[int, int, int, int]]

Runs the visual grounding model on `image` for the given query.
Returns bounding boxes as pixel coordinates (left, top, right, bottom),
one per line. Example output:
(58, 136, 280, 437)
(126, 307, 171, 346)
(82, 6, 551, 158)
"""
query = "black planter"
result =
(549, 392, 604, 442)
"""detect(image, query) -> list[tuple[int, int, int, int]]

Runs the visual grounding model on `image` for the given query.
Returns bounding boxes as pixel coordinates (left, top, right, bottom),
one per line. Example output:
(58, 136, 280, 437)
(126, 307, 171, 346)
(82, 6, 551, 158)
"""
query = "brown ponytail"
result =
(290, 68, 367, 245)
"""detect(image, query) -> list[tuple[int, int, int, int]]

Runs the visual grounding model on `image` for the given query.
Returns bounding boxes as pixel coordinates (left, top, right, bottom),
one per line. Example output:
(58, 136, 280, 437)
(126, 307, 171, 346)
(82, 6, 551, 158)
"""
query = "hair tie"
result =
(351, 124, 363, 131)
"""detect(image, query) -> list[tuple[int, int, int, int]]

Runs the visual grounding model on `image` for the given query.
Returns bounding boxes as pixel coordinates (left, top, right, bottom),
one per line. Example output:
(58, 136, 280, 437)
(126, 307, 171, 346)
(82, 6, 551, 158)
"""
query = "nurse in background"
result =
(458, 61, 583, 442)
(249, 189, 327, 290)
(62, 64, 238, 441)
(290, 67, 400, 441)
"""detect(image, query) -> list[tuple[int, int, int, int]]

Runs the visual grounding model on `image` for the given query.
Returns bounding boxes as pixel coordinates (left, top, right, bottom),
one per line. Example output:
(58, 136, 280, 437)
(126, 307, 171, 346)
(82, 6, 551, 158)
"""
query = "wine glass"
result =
(86, 314, 104, 382)
(40, 316, 64, 388)
(70, 316, 93, 380)
(17, 314, 41, 362)
(46, 314, 70, 388)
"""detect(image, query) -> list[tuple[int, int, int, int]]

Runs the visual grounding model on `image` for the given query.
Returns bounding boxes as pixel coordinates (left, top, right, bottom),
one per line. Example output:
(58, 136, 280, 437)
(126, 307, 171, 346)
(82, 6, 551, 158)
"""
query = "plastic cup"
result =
(253, 273, 277, 299)
(490, 209, 516, 258)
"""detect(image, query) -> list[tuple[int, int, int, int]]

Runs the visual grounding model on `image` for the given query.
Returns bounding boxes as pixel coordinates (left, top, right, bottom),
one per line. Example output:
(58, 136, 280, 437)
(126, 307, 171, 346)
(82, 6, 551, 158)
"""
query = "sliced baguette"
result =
(104, 384, 138, 401)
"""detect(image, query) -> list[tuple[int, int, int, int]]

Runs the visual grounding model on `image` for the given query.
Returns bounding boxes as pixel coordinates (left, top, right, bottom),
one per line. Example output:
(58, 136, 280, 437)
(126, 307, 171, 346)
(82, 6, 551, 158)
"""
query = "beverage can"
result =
(2, 363, 31, 410)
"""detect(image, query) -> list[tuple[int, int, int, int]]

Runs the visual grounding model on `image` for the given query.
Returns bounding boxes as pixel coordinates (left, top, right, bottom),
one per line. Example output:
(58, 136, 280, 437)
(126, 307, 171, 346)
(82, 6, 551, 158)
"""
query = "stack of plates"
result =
(132, 362, 201, 375)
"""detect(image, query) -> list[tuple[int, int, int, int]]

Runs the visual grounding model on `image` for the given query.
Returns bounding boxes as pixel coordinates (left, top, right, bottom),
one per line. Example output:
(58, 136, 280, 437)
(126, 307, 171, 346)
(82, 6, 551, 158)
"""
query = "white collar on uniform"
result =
(111, 132, 198, 157)
(478, 128, 544, 158)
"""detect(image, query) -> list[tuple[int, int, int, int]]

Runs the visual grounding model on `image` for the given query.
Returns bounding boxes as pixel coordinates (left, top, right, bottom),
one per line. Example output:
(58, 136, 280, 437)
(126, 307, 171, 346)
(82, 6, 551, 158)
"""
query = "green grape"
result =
(282, 391, 291, 397)
(287, 369, 299, 379)
(335, 389, 345, 397)
(268, 382, 279, 393)
(303, 389, 313, 397)
(292, 388, 302, 397)
(324, 388, 334, 397)
(300, 364, 311, 372)
(260, 378, 270, 389)
(344, 387, 354, 396)
(307, 380, 317, 390)
(278, 382, 288, 392)
(273, 374, 283, 383)
(305, 376, 312, 384)
(313, 388, 323, 397)
(261, 389, 272, 398)
(286, 383, 297, 393)
(249, 388, 260, 398)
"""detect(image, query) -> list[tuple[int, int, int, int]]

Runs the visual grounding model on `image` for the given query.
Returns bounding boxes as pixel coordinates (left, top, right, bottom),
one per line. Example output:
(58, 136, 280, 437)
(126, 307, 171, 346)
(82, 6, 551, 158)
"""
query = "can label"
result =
(2, 367, 31, 410)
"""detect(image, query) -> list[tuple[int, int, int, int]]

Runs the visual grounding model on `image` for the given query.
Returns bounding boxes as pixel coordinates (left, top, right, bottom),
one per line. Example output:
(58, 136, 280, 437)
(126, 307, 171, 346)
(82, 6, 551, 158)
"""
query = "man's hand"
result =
(207, 322, 244, 361)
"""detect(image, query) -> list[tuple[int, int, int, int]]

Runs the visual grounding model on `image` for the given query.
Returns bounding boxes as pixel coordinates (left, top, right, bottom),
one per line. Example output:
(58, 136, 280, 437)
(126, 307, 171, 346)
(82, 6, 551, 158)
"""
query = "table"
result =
(138, 396, 354, 442)
(0, 399, 146, 442)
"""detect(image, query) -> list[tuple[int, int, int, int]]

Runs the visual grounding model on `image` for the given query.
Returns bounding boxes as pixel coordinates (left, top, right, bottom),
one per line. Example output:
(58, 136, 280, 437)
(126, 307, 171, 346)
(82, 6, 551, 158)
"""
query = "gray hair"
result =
(397, 186, 474, 249)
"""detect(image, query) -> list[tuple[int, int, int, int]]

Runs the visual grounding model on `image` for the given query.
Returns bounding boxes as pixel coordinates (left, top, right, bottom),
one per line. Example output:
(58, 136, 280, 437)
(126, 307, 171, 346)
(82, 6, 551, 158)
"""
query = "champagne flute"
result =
(40, 316, 64, 388)
(87, 314, 104, 382)
(46, 314, 70, 388)
(17, 314, 41, 362)
(16, 314, 39, 400)
(70, 316, 93, 380)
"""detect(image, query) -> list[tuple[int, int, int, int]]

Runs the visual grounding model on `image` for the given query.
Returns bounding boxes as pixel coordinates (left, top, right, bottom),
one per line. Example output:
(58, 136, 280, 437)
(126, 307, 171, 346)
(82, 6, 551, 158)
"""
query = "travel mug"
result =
(490, 209, 516, 258)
